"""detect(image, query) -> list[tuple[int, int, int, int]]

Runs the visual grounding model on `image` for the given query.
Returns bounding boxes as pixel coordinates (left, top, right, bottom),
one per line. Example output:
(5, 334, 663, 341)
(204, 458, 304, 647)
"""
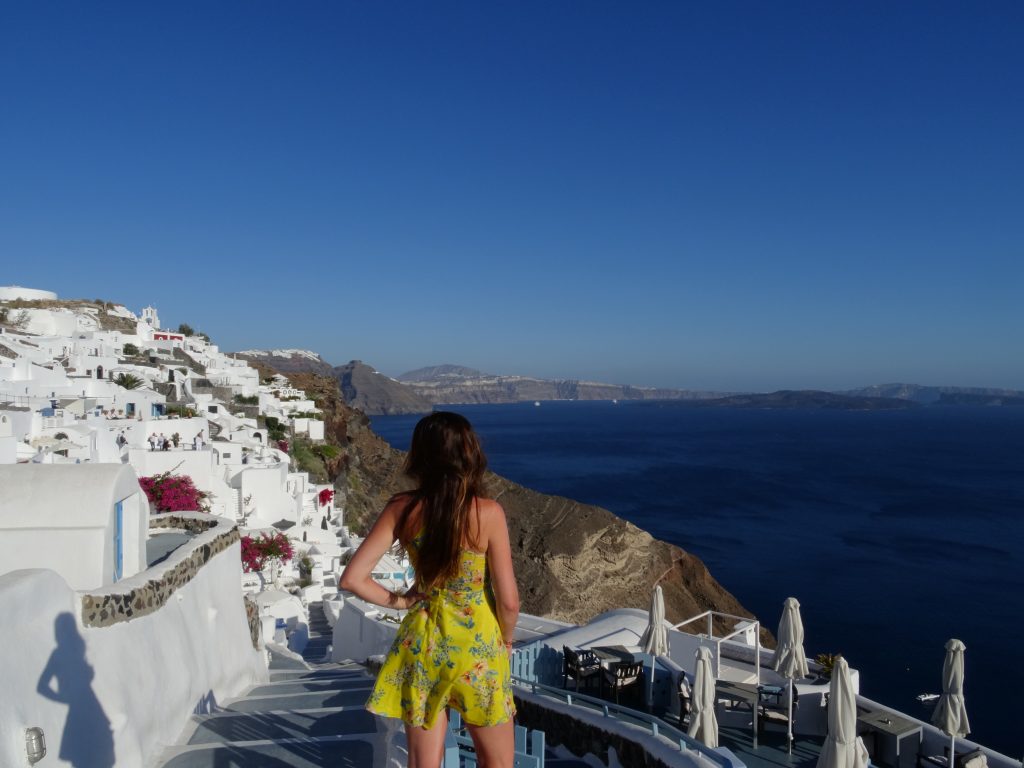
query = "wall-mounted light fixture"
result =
(25, 727, 46, 764)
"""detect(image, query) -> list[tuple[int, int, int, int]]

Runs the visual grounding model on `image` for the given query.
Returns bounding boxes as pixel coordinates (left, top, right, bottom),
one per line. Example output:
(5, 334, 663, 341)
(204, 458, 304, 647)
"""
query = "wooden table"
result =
(715, 680, 760, 710)
(590, 645, 641, 667)
(858, 710, 923, 766)
(589, 646, 644, 704)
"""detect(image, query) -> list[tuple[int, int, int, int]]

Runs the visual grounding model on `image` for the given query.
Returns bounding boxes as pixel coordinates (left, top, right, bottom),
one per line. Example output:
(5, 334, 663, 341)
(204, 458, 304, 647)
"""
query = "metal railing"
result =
(672, 610, 762, 682)
(510, 645, 740, 768)
(444, 710, 545, 767)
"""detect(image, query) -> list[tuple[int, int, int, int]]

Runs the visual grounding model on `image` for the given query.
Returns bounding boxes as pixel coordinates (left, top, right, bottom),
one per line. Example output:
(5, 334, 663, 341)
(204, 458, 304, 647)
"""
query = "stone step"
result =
(225, 687, 372, 713)
(268, 650, 311, 671)
(268, 666, 362, 682)
(187, 707, 377, 744)
(249, 677, 370, 697)
(160, 735, 376, 768)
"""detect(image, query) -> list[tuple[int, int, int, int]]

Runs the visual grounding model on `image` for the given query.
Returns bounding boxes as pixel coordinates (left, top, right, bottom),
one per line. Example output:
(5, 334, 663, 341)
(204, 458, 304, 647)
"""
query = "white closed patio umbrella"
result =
(640, 584, 669, 708)
(688, 646, 719, 748)
(816, 656, 869, 768)
(772, 597, 810, 754)
(932, 639, 970, 764)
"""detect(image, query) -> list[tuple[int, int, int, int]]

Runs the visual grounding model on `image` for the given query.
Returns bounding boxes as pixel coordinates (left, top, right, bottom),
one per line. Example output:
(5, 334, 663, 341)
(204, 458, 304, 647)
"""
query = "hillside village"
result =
(1, 286, 1010, 768)
(0, 285, 420, 765)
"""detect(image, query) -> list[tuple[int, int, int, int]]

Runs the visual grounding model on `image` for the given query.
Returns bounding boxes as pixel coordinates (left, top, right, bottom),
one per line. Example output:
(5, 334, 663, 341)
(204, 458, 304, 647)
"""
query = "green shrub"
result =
(292, 439, 327, 481)
(313, 444, 340, 460)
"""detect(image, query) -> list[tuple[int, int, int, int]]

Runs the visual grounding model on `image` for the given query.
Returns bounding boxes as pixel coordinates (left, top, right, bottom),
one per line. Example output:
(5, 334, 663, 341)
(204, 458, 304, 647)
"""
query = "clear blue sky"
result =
(2, 2, 1022, 391)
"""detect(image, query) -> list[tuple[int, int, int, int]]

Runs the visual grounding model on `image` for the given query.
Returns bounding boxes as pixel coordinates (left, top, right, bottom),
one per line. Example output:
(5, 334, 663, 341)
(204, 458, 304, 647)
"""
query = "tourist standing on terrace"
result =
(341, 411, 519, 768)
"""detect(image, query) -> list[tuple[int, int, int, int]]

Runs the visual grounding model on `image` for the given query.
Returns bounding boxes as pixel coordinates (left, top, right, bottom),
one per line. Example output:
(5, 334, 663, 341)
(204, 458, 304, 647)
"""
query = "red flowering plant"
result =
(240, 531, 294, 573)
(318, 488, 334, 507)
(277, 439, 289, 453)
(139, 472, 210, 513)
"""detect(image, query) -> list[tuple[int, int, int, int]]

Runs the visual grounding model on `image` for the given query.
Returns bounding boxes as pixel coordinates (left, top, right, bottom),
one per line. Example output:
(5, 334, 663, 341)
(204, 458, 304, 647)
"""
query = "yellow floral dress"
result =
(366, 534, 516, 728)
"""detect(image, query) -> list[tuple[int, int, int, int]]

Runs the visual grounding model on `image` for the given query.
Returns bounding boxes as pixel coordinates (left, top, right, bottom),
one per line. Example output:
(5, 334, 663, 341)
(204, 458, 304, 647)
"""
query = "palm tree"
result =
(114, 373, 144, 390)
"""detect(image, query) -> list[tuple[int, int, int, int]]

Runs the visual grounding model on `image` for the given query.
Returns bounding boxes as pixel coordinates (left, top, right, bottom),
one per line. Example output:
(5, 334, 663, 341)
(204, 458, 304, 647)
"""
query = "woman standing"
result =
(340, 411, 519, 768)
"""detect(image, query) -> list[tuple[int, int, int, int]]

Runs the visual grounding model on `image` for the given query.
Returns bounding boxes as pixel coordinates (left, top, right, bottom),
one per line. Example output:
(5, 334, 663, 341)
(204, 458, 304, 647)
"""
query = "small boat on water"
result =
(534, 401, 541, 406)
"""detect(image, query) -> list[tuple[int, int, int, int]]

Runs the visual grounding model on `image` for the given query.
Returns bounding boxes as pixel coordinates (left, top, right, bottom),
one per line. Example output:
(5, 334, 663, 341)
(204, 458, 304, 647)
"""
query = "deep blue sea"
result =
(372, 402, 1024, 756)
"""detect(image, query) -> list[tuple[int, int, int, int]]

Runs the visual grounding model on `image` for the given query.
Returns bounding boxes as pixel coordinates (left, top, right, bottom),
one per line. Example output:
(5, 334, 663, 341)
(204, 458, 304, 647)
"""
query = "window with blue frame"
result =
(113, 500, 124, 582)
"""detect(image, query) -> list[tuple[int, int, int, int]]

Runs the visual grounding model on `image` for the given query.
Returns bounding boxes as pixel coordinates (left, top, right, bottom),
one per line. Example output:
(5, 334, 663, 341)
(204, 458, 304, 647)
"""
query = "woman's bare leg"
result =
(466, 719, 515, 768)
(405, 710, 449, 768)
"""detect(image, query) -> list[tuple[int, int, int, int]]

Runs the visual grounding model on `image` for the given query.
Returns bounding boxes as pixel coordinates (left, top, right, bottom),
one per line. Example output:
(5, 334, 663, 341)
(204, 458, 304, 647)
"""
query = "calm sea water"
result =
(372, 401, 1024, 755)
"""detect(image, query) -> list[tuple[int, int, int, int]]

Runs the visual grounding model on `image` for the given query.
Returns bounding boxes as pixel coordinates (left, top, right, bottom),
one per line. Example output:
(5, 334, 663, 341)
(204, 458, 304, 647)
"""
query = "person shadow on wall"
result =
(37, 613, 115, 767)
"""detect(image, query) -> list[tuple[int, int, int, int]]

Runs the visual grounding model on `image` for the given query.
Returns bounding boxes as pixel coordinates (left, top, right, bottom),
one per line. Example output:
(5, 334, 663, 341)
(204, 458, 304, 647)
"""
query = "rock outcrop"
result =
(335, 360, 434, 415)
(234, 349, 338, 379)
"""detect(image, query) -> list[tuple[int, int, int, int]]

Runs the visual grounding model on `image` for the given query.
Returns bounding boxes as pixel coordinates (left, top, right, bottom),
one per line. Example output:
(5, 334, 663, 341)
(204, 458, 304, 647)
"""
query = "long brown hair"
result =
(396, 411, 488, 588)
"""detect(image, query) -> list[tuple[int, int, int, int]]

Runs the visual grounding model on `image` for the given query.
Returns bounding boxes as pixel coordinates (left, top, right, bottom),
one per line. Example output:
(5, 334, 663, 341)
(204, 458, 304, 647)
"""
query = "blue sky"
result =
(2, 2, 1022, 391)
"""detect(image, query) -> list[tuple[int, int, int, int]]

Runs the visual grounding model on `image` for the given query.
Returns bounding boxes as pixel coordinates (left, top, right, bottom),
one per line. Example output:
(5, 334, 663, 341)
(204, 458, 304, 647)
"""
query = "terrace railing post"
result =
(443, 729, 460, 768)
(532, 730, 545, 767)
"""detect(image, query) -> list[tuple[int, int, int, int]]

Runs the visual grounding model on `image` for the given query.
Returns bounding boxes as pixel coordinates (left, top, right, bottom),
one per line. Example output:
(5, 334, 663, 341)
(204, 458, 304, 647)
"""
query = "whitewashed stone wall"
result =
(0, 514, 266, 768)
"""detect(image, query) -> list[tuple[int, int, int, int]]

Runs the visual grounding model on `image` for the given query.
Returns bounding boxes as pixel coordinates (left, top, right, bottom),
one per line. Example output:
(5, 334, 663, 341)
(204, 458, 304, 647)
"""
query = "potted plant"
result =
(815, 653, 839, 680)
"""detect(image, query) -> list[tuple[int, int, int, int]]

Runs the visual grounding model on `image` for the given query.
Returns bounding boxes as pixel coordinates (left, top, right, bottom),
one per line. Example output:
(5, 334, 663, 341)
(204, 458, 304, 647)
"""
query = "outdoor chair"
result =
(758, 685, 798, 734)
(562, 646, 601, 692)
(601, 661, 643, 705)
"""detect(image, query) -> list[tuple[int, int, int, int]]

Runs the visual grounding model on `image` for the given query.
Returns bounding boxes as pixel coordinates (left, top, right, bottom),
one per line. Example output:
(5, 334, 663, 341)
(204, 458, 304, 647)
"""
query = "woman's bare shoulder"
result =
(473, 497, 507, 528)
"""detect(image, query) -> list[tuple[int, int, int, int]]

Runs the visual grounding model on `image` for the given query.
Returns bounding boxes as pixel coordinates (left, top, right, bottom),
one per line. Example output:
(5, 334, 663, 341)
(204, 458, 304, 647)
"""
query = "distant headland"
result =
(232, 352, 1024, 416)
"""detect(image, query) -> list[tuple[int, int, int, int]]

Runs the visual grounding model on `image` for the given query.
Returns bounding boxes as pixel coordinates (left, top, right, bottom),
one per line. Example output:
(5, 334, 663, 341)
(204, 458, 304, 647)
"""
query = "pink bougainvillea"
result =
(139, 472, 210, 513)
(240, 531, 294, 573)
(318, 488, 334, 507)
(277, 439, 289, 453)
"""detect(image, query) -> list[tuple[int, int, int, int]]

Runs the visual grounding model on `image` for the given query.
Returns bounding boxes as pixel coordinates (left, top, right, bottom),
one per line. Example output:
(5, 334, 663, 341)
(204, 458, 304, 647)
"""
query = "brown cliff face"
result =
(275, 371, 768, 638)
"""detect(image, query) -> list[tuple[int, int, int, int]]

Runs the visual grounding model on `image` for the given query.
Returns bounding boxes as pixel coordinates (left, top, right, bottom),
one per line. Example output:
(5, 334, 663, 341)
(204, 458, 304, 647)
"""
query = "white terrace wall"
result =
(0, 464, 148, 590)
(0, 285, 58, 301)
(0, 515, 267, 768)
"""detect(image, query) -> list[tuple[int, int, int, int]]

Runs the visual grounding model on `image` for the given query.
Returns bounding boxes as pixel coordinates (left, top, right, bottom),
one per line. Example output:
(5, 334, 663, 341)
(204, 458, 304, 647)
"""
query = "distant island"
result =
(642, 390, 919, 410)
(233, 352, 1024, 415)
(235, 355, 726, 414)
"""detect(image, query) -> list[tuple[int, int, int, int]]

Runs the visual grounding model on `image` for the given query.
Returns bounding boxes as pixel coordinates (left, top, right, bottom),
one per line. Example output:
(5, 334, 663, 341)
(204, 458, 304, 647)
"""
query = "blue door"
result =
(113, 501, 124, 582)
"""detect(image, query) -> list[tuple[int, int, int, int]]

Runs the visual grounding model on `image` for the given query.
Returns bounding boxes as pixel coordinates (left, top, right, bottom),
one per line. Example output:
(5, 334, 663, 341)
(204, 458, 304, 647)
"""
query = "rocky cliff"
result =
(235, 349, 337, 378)
(281, 370, 765, 634)
(398, 364, 724, 410)
(844, 382, 1024, 404)
(335, 360, 434, 415)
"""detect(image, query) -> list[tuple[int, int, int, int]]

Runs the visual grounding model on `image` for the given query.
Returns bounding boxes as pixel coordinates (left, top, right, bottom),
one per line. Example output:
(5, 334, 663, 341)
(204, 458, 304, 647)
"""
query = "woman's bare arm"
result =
(484, 500, 520, 644)
(339, 501, 420, 609)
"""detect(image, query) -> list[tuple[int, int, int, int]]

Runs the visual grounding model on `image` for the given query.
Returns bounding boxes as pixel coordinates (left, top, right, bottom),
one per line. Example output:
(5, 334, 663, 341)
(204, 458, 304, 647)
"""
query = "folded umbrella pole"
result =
(689, 646, 719, 748)
(932, 639, 970, 765)
(640, 584, 669, 709)
(816, 656, 869, 768)
(772, 597, 810, 754)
